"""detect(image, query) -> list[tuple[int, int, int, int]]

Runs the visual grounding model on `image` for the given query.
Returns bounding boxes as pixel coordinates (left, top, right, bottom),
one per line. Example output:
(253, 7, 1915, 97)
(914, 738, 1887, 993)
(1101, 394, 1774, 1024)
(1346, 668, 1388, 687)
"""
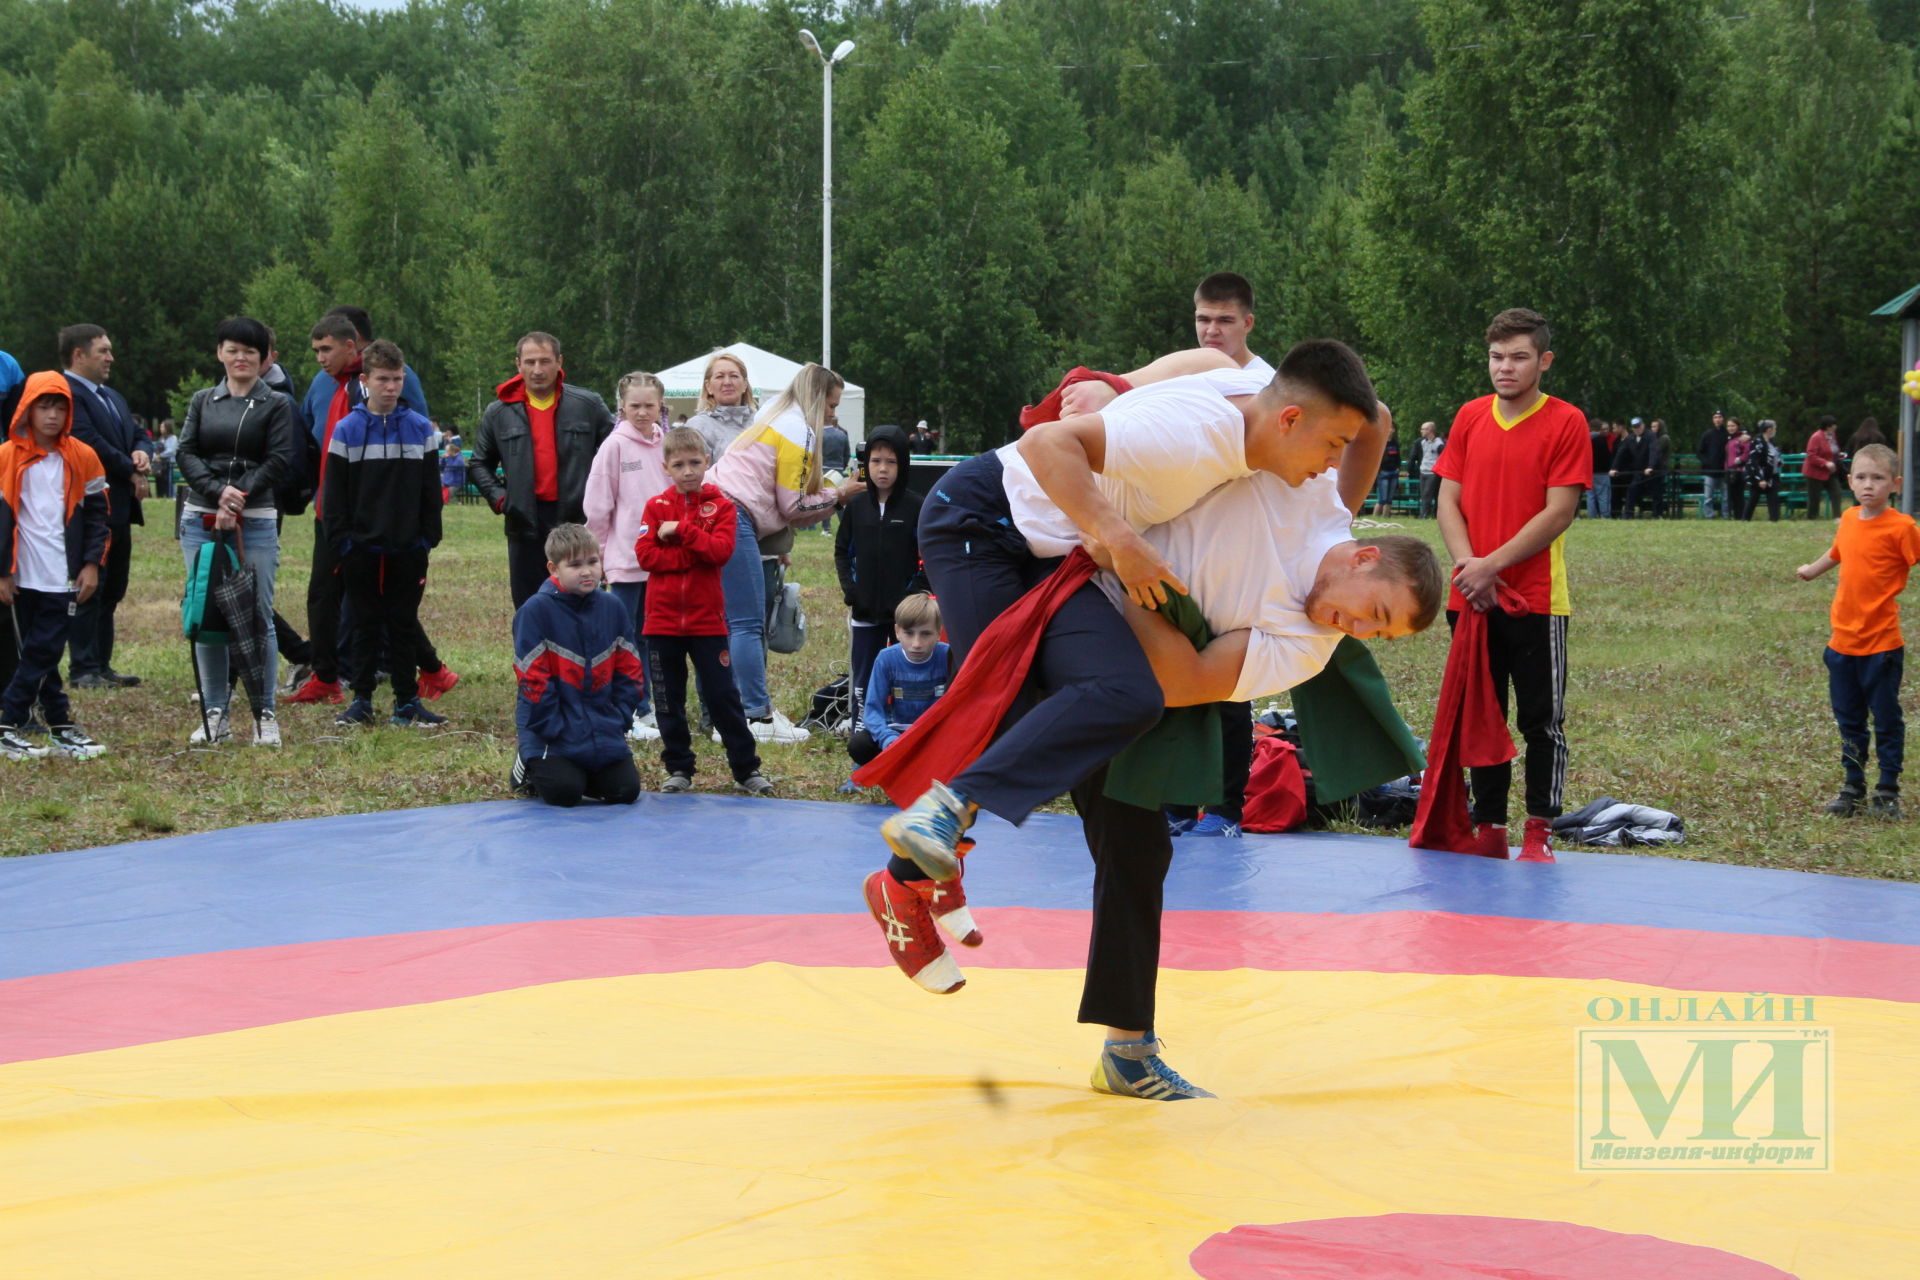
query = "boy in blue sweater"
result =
(511, 523, 645, 807)
(320, 340, 446, 728)
(848, 593, 950, 767)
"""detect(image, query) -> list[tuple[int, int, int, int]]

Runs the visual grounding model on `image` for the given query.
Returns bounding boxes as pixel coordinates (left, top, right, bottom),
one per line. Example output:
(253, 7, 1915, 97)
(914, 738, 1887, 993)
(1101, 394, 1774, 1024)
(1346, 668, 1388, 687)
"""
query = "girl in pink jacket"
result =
(585, 371, 673, 738)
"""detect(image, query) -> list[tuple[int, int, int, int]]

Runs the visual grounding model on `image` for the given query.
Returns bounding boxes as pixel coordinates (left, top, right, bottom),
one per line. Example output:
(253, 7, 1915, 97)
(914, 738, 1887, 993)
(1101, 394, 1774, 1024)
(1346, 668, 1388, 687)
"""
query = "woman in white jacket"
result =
(708, 363, 864, 742)
(584, 371, 672, 738)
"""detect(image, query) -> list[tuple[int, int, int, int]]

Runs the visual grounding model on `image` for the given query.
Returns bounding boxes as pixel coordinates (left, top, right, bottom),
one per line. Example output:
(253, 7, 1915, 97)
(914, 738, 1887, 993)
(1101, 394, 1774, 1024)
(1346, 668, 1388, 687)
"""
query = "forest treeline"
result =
(2, 0, 1916, 448)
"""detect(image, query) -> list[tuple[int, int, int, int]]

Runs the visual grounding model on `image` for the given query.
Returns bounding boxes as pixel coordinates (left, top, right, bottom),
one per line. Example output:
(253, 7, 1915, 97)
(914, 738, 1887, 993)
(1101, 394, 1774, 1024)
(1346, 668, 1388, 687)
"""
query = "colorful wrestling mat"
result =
(2, 795, 1916, 1278)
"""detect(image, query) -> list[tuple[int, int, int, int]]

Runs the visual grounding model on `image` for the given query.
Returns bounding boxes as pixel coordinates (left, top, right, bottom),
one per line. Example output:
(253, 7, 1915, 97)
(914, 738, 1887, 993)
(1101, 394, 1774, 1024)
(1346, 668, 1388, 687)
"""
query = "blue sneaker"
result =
(391, 699, 448, 728)
(1167, 816, 1197, 837)
(335, 698, 377, 727)
(1091, 1036, 1216, 1101)
(1187, 813, 1242, 838)
(880, 779, 977, 882)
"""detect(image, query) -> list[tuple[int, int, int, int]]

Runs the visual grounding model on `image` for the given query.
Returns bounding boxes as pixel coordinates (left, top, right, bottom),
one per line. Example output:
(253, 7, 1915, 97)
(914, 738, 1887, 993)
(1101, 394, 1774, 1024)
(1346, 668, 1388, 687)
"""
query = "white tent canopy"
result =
(655, 342, 865, 444)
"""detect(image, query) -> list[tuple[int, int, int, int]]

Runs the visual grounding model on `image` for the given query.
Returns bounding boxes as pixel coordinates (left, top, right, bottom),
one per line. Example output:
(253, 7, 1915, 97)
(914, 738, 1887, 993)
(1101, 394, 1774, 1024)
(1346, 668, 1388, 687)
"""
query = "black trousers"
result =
(306, 524, 344, 683)
(1166, 699, 1254, 823)
(67, 522, 131, 677)
(919, 453, 1162, 823)
(1744, 483, 1783, 522)
(2, 588, 74, 726)
(1074, 767, 1173, 1031)
(507, 501, 563, 611)
(340, 547, 431, 703)
(1447, 609, 1569, 823)
(647, 633, 761, 781)
(525, 752, 641, 808)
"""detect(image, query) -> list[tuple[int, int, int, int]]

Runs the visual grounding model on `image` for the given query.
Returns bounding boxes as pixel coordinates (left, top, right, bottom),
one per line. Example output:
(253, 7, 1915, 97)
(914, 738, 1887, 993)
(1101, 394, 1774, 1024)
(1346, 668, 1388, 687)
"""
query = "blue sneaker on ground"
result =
(1167, 816, 1197, 837)
(391, 699, 447, 728)
(1187, 813, 1242, 838)
(881, 779, 977, 882)
(335, 698, 377, 727)
(1091, 1036, 1216, 1101)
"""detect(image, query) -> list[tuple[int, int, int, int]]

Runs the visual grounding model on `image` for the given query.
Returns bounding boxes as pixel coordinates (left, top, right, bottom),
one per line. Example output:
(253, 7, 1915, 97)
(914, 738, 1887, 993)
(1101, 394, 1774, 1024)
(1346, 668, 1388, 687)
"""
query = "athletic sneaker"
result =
(661, 772, 693, 794)
(335, 698, 377, 727)
(1868, 789, 1903, 821)
(416, 666, 461, 701)
(1187, 814, 1242, 838)
(881, 779, 978, 883)
(1825, 787, 1863, 818)
(285, 674, 345, 705)
(1517, 815, 1555, 863)
(1091, 1037, 1216, 1101)
(627, 710, 661, 741)
(1472, 823, 1510, 859)
(737, 772, 774, 795)
(509, 755, 537, 797)
(391, 699, 447, 728)
(863, 868, 965, 994)
(1167, 816, 1197, 837)
(251, 710, 282, 748)
(48, 724, 108, 760)
(279, 662, 312, 695)
(0, 725, 49, 760)
(748, 709, 810, 744)
(189, 707, 231, 745)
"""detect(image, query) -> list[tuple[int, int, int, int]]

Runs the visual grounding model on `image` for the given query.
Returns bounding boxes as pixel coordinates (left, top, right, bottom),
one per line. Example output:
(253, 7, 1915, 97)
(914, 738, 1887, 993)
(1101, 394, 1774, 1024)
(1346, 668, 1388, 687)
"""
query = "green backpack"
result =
(180, 531, 242, 646)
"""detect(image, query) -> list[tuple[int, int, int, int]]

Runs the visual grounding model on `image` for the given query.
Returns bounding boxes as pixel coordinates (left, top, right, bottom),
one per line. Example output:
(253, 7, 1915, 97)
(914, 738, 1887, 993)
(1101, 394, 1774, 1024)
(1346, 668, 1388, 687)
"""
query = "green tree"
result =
(840, 70, 1049, 449)
(1355, 0, 1779, 424)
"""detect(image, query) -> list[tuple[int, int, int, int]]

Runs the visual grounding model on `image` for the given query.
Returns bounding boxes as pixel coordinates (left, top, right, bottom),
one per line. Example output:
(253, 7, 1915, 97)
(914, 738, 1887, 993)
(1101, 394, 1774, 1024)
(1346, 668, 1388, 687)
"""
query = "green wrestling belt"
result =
(1103, 598, 1426, 810)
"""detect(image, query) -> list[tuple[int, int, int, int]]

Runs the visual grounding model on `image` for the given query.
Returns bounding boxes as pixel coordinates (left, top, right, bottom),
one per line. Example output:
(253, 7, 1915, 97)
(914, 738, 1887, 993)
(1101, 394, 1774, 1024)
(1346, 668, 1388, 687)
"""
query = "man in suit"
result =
(62, 324, 152, 688)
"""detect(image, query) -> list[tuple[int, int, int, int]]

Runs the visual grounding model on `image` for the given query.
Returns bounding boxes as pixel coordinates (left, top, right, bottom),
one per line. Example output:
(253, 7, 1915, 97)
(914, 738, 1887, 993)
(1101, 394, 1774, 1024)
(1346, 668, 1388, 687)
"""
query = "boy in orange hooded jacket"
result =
(0, 372, 110, 758)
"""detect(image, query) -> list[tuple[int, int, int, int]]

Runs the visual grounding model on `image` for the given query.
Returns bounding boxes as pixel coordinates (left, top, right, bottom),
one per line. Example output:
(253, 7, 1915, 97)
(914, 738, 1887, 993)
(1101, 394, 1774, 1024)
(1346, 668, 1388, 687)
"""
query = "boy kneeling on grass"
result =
(848, 593, 949, 768)
(0, 374, 109, 761)
(511, 524, 644, 807)
(1797, 442, 1920, 820)
(636, 427, 771, 796)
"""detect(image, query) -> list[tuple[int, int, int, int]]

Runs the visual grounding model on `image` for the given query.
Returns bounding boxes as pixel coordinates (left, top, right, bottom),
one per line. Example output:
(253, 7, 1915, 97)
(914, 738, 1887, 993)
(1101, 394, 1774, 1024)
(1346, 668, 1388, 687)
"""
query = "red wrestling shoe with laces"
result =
(1472, 823, 1510, 859)
(864, 869, 966, 994)
(416, 666, 460, 701)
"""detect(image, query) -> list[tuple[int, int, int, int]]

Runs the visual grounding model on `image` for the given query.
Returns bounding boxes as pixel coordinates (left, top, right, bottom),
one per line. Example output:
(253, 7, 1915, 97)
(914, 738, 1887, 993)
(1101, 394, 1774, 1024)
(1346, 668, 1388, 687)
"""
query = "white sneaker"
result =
(748, 709, 810, 744)
(189, 707, 230, 745)
(48, 724, 107, 760)
(627, 710, 661, 741)
(252, 710, 282, 748)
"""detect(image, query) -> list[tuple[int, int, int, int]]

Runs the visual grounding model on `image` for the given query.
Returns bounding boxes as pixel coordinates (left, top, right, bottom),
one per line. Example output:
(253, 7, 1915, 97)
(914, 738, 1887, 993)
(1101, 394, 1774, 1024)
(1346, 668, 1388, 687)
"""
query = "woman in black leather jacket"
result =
(176, 315, 297, 745)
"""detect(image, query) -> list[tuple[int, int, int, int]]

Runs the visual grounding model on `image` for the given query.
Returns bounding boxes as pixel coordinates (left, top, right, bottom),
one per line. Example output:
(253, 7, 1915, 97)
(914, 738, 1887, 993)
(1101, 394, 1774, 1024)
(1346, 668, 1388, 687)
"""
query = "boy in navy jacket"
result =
(511, 523, 644, 807)
(636, 427, 768, 794)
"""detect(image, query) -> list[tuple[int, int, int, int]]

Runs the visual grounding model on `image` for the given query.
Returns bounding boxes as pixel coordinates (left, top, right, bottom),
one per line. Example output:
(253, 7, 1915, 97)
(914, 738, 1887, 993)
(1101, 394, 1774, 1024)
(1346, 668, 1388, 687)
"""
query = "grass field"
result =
(2, 498, 1912, 882)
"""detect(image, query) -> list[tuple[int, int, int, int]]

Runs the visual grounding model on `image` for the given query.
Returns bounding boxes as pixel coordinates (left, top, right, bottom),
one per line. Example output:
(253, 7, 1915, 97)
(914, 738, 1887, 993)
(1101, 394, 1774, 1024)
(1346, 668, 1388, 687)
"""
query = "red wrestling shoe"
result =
(864, 869, 966, 994)
(923, 845, 983, 947)
(416, 665, 460, 701)
(1517, 816, 1556, 863)
(1473, 823, 1510, 859)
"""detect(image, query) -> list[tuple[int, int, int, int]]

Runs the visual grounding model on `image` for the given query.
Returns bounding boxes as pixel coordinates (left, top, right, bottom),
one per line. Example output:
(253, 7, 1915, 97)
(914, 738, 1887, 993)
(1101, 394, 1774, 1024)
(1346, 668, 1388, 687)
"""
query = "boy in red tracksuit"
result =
(637, 427, 769, 795)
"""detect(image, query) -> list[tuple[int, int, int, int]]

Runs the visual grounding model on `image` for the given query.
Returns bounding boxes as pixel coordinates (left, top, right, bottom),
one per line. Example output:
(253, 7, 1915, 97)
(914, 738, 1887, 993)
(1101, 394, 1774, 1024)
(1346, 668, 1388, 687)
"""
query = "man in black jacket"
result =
(1697, 410, 1729, 519)
(1612, 418, 1647, 519)
(61, 324, 152, 688)
(834, 424, 926, 718)
(468, 332, 615, 609)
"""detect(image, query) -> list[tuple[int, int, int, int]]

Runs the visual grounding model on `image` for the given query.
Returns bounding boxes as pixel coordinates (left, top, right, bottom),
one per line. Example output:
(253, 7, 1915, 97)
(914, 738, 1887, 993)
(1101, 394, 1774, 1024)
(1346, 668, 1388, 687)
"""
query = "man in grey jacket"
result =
(468, 332, 615, 609)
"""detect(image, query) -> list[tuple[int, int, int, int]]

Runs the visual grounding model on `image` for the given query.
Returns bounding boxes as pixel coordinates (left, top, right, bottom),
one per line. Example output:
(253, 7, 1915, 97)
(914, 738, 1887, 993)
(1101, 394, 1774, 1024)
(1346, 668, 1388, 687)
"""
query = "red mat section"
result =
(4, 908, 1914, 1064)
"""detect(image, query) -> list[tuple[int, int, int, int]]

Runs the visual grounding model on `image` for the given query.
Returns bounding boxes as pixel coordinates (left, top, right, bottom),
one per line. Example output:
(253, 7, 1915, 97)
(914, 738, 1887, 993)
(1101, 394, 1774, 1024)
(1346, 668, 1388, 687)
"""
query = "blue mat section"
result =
(2, 795, 1918, 981)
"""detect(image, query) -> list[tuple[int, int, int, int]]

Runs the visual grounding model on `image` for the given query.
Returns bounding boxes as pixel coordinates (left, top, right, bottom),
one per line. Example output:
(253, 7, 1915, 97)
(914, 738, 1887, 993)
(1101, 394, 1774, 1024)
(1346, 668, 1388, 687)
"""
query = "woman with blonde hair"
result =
(707, 362, 865, 742)
(687, 352, 758, 461)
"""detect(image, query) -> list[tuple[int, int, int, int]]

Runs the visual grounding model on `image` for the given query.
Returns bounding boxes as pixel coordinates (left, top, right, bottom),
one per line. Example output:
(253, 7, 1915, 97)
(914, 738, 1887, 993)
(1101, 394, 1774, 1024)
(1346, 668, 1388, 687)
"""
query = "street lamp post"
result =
(799, 29, 854, 369)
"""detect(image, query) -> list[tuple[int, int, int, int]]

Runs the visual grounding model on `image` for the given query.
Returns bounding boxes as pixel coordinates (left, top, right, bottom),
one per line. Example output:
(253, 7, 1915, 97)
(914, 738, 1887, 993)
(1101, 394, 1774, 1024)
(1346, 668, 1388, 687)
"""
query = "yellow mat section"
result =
(1, 965, 1912, 1279)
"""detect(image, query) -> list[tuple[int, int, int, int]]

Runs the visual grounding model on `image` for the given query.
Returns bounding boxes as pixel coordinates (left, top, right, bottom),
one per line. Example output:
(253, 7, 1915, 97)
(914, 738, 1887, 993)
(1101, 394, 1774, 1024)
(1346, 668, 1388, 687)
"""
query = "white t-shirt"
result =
(998, 367, 1272, 558)
(1241, 352, 1276, 380)
(16, 452, 70, 592)
(1099, 470, 1353, 703)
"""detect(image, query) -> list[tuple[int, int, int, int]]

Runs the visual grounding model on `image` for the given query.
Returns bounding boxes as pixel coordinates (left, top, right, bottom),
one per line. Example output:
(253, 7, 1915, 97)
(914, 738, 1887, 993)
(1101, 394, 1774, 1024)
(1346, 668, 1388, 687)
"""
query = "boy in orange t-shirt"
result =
(1797, 443, 1920, 819)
